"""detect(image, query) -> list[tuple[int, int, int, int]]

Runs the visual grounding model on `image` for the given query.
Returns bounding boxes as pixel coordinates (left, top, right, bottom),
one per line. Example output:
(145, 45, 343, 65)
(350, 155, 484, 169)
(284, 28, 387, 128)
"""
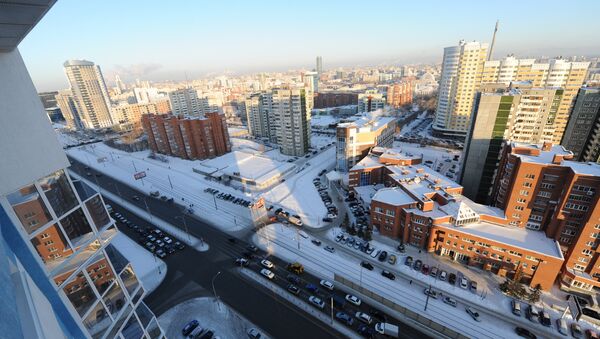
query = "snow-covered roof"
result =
(350, 155, 384, 170)
(353, 184, 383, 206)
(372, 187, 416, 206)
(510, 142, 573, 165)
(437, 222, 563, 259)
(337, 112, 395, 133)
(325, 170, 342, 181)
(563, 161, 600, 176)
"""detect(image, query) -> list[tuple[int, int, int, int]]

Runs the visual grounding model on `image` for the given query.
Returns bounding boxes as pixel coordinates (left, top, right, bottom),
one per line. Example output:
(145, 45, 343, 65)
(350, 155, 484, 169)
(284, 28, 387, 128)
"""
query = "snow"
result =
(437, 222, 563, 258)
(111, 232, 166, 294)
(371, 187, 416, 206)
(310, 115, 339, 128)
(157, 297, 271, 339)
(311, 134, 335, 149)
(252, 223, 570, 339)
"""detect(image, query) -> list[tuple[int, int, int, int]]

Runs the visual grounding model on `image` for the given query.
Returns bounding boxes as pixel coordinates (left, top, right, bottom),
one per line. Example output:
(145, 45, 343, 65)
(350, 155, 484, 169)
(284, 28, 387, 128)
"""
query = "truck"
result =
(375, 323, 399, 337)
(288, 216, 303, 226)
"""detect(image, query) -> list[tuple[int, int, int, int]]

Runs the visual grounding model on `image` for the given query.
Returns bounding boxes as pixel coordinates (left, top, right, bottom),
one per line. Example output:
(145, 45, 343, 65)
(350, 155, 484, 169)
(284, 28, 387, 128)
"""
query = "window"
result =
(523, 182, 532, 188)
(525, 174, 536, 179)
(540, 183, 555, 189)
(565, 203, 588, 211)
(582, 249, 593, 256)
(6, 184, 52, 234)
(519, 190, 529, 196)
(515, 206, 524, 211)
(38, 170, 78, 218)
(517, 198, 527, 204)
(537, 191, 551, 198)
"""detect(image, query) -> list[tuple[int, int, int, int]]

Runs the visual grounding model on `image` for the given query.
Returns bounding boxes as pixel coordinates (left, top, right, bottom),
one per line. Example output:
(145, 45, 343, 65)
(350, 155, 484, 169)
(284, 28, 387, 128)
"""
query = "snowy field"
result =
(253, 223, 581, 339)
(158, 297, 269, 339)
(311, 134, 335, 149)
(311, 114, 339, 128)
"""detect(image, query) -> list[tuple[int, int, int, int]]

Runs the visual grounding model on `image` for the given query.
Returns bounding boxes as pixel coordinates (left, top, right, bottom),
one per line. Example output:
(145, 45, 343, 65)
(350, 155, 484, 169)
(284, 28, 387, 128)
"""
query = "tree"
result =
(342, 213, 350, 229)
(363, 228, 373, 241)
(529, 284, 542, 303)
(357, 227, 365, 239)
(348, 225, 357, 236)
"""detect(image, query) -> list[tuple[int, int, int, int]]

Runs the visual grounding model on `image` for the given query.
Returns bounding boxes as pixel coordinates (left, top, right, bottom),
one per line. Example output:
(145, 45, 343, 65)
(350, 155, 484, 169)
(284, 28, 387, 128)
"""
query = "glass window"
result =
(62, 271, 97, 317)
(72, 179, 98, 202)
(59, 208, 94, 248)
(121, 314, 143, 339)
(135, 303, 153, 329)
(30, 223, 72, 268)
(86, 252, 116, 296)
(100, 226, 117, 245)
(53, 240, 101, 285)
(146, 318, 162, 339)
(6, 184, 52, 234)
(103, 280, 126, 316)
(105, 244, 128, 274)
(38, 170, 78, 217)
(85, 195, 110, 229)
(106, 304, 132, 339)
(120, 264, 140, 296)
(83, 300, 112, 339)
(132, 287, 144, 306)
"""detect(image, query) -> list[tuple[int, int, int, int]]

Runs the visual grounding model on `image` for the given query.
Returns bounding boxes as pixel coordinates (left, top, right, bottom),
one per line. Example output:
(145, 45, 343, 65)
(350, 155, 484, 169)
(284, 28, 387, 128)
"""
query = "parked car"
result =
(556, 318, 568, 336)
(309, 296, 325, 309)
(526, 305, 540, 323)
(465, 307, 481, 322)
(345, 294, 362, 306)
(430, 266, 438, 277)
(459, 277, 468, 289)
(515, 327, 537, 339)
(335, 312, 354, 326)
(448, 273, 457, 285)
(260, 259, 274, 269)
(260, 269, 274, 280)
(421, 264, 429, 275)
(413, 260, 422, 271)
(405, 256, 413, 266)
(571, 323, 583, 338)
(381, 270, 396, 280)
(361, 261, 374, 271)
(470, 280, 478, 293)
(311, 239, 322, 246)
(443, 297, 457, 307)
(439, 270, 447, 281)
(355, 312, 373, 324)
(388, 255, 397, 265)
(540, 311, 551, 327)
(247, 328, 261, 339)
(511, 300, 521, 316)
(319, 280, 334, 291)
(181, 319, 199, 336)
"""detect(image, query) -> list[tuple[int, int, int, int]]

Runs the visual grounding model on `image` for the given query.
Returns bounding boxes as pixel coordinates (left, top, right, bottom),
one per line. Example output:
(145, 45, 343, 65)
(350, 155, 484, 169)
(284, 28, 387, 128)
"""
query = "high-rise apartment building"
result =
(482, 56, 590, 144)
(244, 92, 274, 141)
(335, 113, 396, 171)
(461, 82, 564, 203)
(561, 87, 600, 162)
(0, 12, 164, 338)
(133, 87, 164, 104)
(316, 56, 323, 74)
(271, 87, 312, 156)
(62, 60, 115, 129)
(55, 89, 82, 130)
(386, 80, 413, 108)
(142, 113, 231, 160)
(434, 40, 489, 138)
(358, 90, 386, 113)
(303, 71, 319, 94)
(168, 87, 218, 117)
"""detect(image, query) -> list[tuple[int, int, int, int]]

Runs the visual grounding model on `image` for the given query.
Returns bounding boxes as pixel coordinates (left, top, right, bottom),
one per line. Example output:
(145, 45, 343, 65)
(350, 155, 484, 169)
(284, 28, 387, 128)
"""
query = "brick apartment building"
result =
(387, 79, 414, 108)
(350, 142, 600, 291)
(313, 92, 358, 109)
(141, 113, 231, 160)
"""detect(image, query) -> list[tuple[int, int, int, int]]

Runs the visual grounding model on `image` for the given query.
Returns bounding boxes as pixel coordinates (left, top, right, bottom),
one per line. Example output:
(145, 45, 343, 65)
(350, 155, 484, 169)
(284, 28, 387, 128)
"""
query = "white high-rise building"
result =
(245, 92, 274, 141)
(168, 88, 220, 117)
(55, 89, 82, 130)
(63, 60, 115, 129)
(433, 40, 489, 138)
(271, 87, 311, 156)
(358, 90, 386, 113)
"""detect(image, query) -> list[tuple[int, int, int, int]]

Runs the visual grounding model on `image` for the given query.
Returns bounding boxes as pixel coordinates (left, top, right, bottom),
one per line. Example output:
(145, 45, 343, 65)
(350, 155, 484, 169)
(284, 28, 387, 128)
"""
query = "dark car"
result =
(181, 319, 199, 336)
(413, 259, 422, 271)
(448, 273, 457, 285)
(378, 251, 388, 262)
(322, 217, 333, 222)
(198, 329, 214, 339)
(405, 256, 413, 266)
(421, 264, 430, 275)
(174, 241, 185, 250)
(358, 324, 375, 338)
(287, 274, 300, 284)
(311, 239, 322, 246)
(361, 261, 374, 271)
(397, 244, 406, 253)
(306, 283, 319, 293)
(369, 308, 386, 321)
(227, 237, 236, 244)
(287, 284, 300, 295)
(335, 312, 354, 325)
(515, 327, 537, 339)
(247, 245, 258, 252)
(381, 270, 396, 280)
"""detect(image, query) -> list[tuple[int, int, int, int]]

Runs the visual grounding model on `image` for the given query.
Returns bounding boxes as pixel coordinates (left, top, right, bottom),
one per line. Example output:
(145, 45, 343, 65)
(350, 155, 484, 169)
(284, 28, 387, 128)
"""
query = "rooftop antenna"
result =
(487, 20, 499, 61)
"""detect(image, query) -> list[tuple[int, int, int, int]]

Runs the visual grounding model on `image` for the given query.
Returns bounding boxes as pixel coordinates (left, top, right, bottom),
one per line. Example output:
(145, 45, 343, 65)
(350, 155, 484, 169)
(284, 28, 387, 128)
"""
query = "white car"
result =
(354, 311, 372, 324)
(345, 294, 362, 306)
(466, 307, 481, 322)
(443, 296, 457, 307)
(260, 269, 274, 280)
(309, 296, 325, 309)
(261, 259, 274, 269)
(319, 280, 334, 291)
(459, 277, 469, 289)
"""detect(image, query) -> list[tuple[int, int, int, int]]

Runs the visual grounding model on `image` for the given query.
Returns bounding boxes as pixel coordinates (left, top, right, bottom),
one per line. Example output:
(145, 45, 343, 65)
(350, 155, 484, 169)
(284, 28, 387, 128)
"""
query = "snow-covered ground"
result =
(311, 134, 335, 149)
(111, 233, 166, 294)
(158, 297, 270, 339)
(311, 115, 339, 128)
(252, 223, 580, 339)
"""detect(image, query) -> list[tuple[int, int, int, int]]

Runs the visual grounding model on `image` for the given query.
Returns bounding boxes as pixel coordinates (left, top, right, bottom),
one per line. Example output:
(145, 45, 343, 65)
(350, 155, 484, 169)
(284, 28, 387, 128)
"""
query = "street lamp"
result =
(175, 215, 192, 242)
(212, 271, 222, 311)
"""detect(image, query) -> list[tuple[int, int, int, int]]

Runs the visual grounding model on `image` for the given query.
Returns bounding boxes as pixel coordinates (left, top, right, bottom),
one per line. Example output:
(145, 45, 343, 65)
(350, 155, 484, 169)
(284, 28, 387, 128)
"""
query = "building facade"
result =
(62, 60, 115, 129)
(55, 89, 83, 130)
(0, 41, 164, 338)
(244, 92, 274, 141)
(168, 87, 218, 117)
(313, 92, 358, 109)
(434, 40, 489, 138)
(141, 113, 231, 160)
(271, 87, 312, 156)
(113, 100, 171, 130)
(461, 82, 564, 203)
(358, 89, 386, 113)
(386, 80, 413, 108)
(561, 87, 600, 162)
(336, 114, 396, 172)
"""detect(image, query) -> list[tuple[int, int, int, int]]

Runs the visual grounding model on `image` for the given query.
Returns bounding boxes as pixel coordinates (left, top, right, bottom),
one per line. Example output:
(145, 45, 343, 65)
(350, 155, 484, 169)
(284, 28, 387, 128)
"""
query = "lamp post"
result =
(212, 271, 222, 311)
(175, 215, 192, 242)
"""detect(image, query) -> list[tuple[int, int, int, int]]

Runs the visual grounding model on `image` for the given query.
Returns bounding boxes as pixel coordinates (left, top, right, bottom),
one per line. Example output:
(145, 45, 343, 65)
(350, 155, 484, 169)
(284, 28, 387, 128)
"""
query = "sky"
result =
(20, 0, 600, 92)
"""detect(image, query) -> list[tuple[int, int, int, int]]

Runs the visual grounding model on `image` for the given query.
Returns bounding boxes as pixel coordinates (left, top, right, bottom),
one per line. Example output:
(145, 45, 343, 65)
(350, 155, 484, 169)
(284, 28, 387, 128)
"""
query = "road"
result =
(68, 157, 344, 339)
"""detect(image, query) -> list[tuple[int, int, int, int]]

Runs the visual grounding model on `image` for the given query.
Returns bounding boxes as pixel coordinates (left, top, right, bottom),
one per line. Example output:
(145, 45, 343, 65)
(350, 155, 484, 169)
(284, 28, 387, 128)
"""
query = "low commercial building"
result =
(141, 113, 231, 160)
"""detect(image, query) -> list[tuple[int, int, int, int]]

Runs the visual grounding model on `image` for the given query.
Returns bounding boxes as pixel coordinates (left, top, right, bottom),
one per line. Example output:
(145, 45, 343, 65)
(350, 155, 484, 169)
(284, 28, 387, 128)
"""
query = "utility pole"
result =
(424, 284, 432, 311)
(330, 297, 334, 325)
(168, 175, 173, 189)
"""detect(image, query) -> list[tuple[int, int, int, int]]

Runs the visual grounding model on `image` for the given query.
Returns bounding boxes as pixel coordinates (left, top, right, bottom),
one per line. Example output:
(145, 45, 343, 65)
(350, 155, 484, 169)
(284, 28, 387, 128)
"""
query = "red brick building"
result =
(386, 79, 413, 108)
(313, 92, 358, 109)
(141, 113, 231, 160)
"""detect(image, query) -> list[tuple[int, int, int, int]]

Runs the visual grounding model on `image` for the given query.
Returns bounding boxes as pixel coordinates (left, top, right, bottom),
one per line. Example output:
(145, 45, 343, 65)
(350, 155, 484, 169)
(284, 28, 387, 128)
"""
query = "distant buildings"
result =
(561, 87, 600, 162)
(386, 80, 413, 108)
(167, 88, 220, 117)
(303, 71, 319, 94)
(316, 56, 323, 74)
(461, 82, 564, 203)
(141, 113, 231, 160)
(313, 92, 358, 109)
(244, 92, 275, 142)
(55, 89, 82, 129)
(336, 113, 396, 171)
(133, 87, 164, 104)
(358, 89, 386, 113)
(434, 40, 489, 138)
(59, 60, 115, 129)
(112, 100, 171, 130)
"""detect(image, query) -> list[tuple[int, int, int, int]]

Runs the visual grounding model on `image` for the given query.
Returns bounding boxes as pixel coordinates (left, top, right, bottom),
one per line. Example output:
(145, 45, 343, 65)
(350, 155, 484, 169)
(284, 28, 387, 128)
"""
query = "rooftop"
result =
(510, 142, 573, 165)
(372, 187, 416, 206)
(337, 111, 395, 132)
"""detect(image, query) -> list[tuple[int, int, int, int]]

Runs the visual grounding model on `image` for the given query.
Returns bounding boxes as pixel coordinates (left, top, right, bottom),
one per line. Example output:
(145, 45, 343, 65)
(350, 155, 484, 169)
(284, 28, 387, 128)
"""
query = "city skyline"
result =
(20, 0, 600, 92)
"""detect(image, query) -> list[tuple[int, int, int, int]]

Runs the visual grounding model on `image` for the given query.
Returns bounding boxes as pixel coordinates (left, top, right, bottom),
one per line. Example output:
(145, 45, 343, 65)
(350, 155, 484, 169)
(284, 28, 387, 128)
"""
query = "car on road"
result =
(260, 269, 274, 280)
(287, 284, 300, 295)
(515, 327, 537, 339)
(388, 255, 397, 265)
(287, 262, 304, 274)
(459, 277, 468, 289)
(381, 270, 396, 280)
(247, 245, 258, 252)
(286, 274, 300, 284)
(571, 323, 583, 338)
(423, 288, 438, 299)
(260, 259, 274, 269)
(345, 294, 362, 306)
(324, 246, 335, 253)
(443, 297, 457, 307)
(319, 280, 334, 290)
(306, 283, 319, 293)
(358, 324, 375, 337)
(308, 296, 325, 309)
(405, 256, 413, 266)
(335, 312, 354, 326)
(361, 261, 374, 271)
(182, 319, 199, 336)
(235, 258, 249, 267)
(311, 239, 322, 246)
(465, 307, 481, 322)
(247, 328, 261, 339)
(355, 312, 373, 324)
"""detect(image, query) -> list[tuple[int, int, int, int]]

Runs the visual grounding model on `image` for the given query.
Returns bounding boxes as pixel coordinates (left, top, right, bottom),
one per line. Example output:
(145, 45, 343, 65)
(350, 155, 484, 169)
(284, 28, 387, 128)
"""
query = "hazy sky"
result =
(20, 0, 600, 92)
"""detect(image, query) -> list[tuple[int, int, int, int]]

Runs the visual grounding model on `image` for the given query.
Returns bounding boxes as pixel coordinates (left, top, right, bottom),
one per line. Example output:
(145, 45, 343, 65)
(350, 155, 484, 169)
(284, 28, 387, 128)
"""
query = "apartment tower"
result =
(561, 87, 600, 162)
(271, 87, 312, 156)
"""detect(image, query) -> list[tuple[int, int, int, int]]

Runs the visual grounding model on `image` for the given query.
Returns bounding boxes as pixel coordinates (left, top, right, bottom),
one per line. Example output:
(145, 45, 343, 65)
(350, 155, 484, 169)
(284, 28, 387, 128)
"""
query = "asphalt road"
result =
(68, 157, 344, 339)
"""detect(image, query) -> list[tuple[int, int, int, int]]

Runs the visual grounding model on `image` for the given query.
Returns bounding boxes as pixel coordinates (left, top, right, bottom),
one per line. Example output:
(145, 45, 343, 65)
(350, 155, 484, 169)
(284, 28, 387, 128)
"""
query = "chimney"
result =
(542, 141, 553, 151)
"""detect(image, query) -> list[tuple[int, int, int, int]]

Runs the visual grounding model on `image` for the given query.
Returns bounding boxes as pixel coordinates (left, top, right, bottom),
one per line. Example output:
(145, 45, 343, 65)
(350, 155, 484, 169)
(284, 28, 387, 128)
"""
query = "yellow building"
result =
(113, 99, 171, 130)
